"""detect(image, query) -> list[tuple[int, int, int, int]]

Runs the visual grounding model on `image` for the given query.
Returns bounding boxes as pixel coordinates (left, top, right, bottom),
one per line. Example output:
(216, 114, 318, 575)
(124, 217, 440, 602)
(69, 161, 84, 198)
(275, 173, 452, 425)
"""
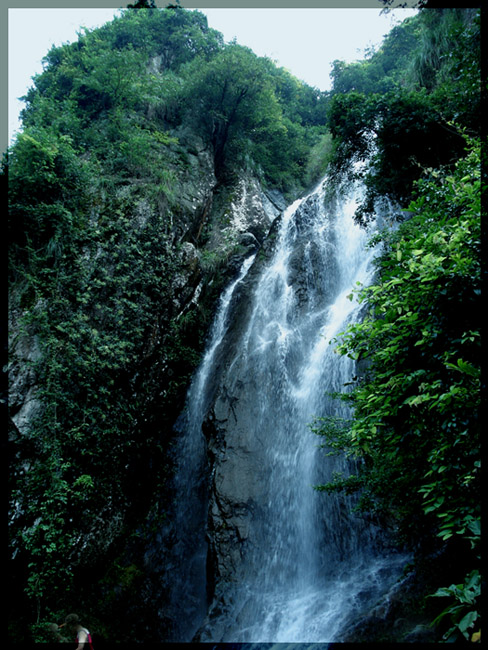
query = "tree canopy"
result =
(326, 8, 481, 223)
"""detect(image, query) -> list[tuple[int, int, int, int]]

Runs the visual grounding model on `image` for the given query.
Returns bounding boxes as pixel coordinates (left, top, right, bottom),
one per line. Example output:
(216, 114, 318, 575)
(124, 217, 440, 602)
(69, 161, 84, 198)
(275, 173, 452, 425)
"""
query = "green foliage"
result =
(328, 87, 468, 221)
(329, 16, 419, 95)
(327, 9, 480, 221)
(269, 64, 329, 127)
(8, 128, 90, 262)
(9, 178, 186, 621)
(314, 140, 481, 639)
(429, 569, 481, 642)
(9, 4, 481, 641)
(8, 7, 328, 637)
(18, 6, 324, 198)
(177, 42, 326, 191)
(179, 43, 280, 176)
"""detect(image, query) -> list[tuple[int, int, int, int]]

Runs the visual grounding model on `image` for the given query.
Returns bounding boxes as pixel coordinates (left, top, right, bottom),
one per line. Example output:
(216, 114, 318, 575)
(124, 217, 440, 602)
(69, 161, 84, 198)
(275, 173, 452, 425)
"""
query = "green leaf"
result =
(457, 610, 478, 637)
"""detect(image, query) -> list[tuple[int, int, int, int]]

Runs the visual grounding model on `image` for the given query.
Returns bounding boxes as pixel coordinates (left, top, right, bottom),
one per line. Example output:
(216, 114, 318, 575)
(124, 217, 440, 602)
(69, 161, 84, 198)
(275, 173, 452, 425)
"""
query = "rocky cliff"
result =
(7, 122, 288, 640)
(117, 153, 289, 642)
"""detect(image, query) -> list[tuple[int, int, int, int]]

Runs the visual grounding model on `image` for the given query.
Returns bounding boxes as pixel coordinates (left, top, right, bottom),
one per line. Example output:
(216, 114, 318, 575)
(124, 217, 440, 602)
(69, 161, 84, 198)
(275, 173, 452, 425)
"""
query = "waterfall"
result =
(173, 177, 409, 643)
(168, 254, 256, 641)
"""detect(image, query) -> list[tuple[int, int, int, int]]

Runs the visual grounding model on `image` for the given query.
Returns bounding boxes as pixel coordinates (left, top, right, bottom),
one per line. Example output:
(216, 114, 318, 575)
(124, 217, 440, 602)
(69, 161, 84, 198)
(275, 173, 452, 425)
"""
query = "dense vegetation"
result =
(6, 4, 481, 644)
(327, 8, 480, 222)
(315, 7, 481, 643)
(7, 6, 329, 643)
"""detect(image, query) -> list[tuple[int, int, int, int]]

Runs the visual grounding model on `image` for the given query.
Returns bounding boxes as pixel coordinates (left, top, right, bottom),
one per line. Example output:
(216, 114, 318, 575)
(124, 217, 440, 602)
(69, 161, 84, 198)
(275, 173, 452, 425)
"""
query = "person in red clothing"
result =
(59, 614, 94, 649)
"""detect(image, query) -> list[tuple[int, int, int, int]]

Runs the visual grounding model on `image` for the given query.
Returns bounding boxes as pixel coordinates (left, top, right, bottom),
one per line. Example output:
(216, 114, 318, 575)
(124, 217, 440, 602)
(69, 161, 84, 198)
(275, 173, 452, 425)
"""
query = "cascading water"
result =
(168, 255, 256, 641)
(173, 176, 409, 643)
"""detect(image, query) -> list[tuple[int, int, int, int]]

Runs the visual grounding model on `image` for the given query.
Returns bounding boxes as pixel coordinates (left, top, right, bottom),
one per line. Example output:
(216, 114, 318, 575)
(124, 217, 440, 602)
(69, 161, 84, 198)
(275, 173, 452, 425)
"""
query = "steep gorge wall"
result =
(128, 158, 288, 642)
(7, 129, 287, 640)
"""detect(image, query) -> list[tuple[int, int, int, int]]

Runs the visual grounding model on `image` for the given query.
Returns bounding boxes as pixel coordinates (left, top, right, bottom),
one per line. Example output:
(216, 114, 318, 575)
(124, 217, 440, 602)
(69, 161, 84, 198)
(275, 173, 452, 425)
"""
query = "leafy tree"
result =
(20, 8, 223, 133)
(8, 127, 90, 267)
(417, 9, 481, 134)
(180, 43, 283, 178)
(269, 64, 328, 127)
(327, 8, 480, 222)
(329, 16, 418, 95)
(405, 9, 476, 93)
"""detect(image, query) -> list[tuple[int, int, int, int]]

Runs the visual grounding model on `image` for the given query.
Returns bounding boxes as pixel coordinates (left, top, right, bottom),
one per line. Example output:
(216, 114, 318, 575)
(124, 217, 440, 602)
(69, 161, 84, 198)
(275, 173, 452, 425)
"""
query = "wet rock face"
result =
(203, 379, 267, 586)
(338, 562, 442, 643)
(206, 174, 284, 258)
(287, 193, 342, 316)
(191, 183, 403, 643)
(225, 175, 283, 242)
(194, 226, 285, 618)
(135, 175, 287, 641)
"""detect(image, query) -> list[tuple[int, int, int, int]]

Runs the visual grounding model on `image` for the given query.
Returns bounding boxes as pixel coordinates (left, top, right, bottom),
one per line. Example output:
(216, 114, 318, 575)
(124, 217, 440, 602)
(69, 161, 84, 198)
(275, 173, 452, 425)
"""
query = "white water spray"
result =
(176, 177, 408, 642)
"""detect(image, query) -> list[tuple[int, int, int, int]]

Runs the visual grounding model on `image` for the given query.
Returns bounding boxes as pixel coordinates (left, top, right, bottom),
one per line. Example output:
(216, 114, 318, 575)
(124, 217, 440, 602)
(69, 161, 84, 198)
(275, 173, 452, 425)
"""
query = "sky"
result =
(7, 5, 417, 148)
